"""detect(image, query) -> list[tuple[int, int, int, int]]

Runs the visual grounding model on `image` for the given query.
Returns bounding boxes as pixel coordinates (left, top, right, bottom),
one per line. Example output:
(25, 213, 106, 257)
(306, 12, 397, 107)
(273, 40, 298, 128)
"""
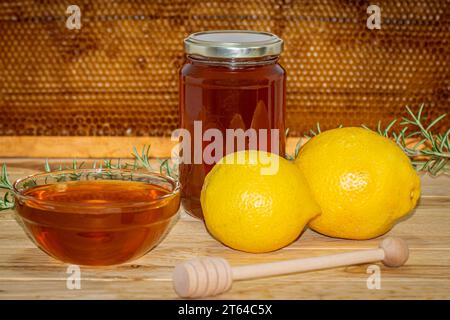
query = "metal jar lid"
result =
(184, 30, 283, 59)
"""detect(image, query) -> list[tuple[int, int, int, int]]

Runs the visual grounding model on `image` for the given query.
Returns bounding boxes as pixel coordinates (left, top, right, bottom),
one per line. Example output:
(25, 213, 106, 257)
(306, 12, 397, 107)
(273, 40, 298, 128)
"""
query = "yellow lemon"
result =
(295, 127, 421, 240)
(201, 150, 320, 253)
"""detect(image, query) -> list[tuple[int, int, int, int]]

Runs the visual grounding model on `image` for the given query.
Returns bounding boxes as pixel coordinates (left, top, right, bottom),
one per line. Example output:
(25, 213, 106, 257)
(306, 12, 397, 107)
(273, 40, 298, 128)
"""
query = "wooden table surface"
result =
(1, 158, 449, 300)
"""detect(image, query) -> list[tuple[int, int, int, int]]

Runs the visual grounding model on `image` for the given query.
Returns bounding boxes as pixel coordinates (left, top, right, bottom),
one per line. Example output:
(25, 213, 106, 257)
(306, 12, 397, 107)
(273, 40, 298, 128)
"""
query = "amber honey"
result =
(14, 173, 180, 266)
(180, 31, 286, 219)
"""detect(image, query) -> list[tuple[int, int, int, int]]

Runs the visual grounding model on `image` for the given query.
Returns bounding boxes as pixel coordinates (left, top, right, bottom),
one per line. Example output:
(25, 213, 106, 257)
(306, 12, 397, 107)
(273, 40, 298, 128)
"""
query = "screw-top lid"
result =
(184, 30, 283, 59)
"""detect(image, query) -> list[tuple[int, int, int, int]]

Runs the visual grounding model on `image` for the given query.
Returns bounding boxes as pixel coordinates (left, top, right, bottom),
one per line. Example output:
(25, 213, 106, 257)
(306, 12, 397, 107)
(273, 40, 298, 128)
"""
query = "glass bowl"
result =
(12, 168, 180, 266)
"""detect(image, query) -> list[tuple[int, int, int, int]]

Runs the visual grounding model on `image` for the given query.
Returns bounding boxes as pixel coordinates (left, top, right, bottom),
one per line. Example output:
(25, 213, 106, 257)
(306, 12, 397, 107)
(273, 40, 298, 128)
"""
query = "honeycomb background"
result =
(0, 0, 448, 137)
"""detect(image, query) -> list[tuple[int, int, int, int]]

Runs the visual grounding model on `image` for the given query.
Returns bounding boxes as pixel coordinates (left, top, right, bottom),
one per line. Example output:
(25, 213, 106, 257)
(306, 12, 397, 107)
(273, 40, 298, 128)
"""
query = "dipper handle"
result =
(173, 237, 409, 298)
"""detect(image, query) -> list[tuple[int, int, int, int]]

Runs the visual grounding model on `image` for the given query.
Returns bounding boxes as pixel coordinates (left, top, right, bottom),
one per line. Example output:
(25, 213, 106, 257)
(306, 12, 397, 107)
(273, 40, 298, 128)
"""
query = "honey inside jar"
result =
(180, 31, 286, 219)
(13, 170, 180, 266)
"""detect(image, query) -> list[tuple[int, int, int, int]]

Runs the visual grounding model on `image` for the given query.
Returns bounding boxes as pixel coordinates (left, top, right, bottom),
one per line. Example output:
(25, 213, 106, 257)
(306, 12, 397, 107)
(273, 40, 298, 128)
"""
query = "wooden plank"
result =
(1, 206, 449, 299)
(0, 159, 449, 299)
(0, 136, 177, 159)
(0, 136, 307, 158)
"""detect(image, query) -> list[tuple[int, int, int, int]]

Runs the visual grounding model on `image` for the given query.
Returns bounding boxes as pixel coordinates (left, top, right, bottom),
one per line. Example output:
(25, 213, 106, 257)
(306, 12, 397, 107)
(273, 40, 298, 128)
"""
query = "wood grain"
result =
(0, 158, 449, 299)
(0, 136, 176, 158)
(0, 136, 307, 159)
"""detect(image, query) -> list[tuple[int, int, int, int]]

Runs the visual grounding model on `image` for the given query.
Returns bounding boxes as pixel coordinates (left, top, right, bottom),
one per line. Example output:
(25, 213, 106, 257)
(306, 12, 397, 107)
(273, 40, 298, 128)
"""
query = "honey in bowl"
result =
(13, 169, 180, 266)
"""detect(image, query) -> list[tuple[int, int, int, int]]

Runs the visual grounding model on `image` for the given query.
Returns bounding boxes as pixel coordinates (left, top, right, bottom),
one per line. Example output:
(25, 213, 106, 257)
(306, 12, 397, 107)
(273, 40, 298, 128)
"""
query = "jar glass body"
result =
(179, 55, 286, 219)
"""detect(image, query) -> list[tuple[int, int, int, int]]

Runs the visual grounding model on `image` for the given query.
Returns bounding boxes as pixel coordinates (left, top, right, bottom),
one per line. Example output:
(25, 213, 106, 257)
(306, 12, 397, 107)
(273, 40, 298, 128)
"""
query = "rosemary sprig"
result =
(0, 145, 177, 211)
(131, 145, 153, 170)
(392, 104, 449, 176)
(0, 164, 13, 190)
(362, 118, 398, 138)
(287, 125, 320, 160)
(158, 158, 179, 179)
(41, 145, 177, 178)
(0, 164, 14, 210)
(0, 192, 13, 210)
(305, 122, 322, 138)
(299, 104, 448, 176)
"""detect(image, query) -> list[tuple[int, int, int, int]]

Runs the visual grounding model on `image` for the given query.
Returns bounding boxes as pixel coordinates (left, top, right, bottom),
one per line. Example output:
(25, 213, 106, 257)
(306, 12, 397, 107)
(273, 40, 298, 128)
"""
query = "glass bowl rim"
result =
(12, 168, 180, 210)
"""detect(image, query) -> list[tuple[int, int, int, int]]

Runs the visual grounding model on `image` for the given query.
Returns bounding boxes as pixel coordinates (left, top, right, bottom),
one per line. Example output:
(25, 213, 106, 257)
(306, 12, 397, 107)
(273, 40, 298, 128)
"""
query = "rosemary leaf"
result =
(383, 119, 397, 137)
(426, 113, 447, 131)
(294, 139, 303, 158)
(297, 104, 449, 176)
(0, 164, 13, 190)
(44, 159, 51, 173)
(0, 192, 14, 210)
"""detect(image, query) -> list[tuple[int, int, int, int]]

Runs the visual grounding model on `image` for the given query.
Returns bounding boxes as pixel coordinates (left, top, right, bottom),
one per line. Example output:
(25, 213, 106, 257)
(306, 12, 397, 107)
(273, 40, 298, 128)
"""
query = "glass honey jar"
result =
(179, 30, 286, 219)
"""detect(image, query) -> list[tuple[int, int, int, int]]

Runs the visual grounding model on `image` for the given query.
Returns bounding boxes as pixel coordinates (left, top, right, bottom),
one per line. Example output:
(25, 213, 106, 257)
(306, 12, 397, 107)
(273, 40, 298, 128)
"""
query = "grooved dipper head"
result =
(173, 257, 233, 298)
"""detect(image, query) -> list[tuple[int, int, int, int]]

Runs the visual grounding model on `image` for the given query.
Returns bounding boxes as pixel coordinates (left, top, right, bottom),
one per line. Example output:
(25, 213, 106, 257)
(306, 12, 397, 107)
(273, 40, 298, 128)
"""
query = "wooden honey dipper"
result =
(173, 237, 409, 298)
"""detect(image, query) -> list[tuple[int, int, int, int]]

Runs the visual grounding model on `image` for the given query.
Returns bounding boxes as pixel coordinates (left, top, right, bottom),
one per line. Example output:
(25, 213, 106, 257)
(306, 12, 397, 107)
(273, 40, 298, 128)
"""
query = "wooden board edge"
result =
(0, 136, 307, 159)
